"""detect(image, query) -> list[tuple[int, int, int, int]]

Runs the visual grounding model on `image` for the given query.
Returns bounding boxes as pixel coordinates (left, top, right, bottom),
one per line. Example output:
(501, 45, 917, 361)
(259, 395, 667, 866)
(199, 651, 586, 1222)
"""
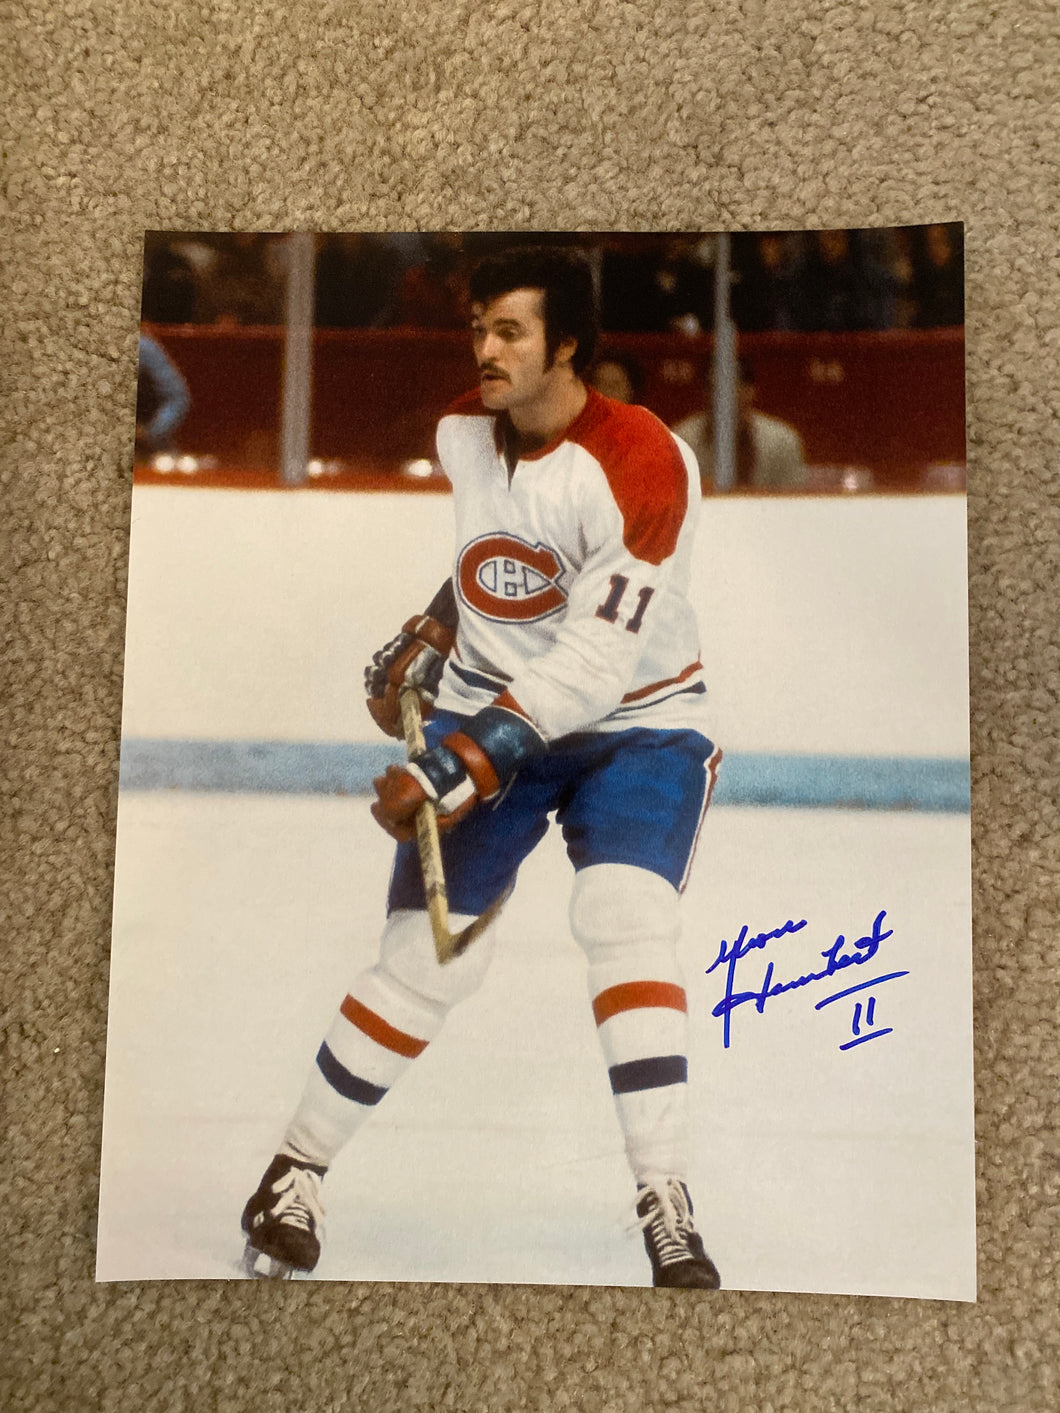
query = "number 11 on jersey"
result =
(595, 574, 654, 634)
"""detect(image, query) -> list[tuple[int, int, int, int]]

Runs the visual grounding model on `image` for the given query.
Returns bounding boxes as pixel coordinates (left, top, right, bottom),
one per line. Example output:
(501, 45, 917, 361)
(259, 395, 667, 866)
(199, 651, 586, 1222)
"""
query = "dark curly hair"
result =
(468, 245, 599, 375)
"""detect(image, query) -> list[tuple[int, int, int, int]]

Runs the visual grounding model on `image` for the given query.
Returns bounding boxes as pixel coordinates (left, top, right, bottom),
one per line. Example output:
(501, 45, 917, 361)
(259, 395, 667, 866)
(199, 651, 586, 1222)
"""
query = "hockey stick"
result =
(399, 689, 508, 964)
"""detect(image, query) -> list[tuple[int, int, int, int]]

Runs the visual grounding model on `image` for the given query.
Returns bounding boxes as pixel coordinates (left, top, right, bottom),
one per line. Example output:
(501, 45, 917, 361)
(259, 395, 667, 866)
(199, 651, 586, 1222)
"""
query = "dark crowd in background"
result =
(142, 227, 965, 336)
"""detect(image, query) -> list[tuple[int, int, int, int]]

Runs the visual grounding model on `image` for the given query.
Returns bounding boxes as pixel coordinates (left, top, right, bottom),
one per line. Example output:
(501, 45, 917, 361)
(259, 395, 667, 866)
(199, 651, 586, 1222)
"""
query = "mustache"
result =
(478, 365, 508, 379)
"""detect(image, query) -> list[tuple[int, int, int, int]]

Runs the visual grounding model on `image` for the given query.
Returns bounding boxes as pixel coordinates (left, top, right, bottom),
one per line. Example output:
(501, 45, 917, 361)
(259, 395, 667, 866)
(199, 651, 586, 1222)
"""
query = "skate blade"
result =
(241, 1241, 300, 1280)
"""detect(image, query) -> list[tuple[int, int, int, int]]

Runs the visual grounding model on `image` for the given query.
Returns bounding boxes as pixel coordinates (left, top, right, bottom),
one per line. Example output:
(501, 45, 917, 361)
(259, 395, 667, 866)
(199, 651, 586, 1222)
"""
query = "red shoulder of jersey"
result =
(570, 391, 689, 566)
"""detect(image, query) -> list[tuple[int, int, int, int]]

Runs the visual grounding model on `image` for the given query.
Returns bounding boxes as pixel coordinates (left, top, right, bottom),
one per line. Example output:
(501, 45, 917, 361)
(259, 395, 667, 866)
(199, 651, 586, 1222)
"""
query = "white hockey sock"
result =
(590, 967, 691, 1181)
(281, 968, 446, 1168)
(570, 865, 692, 1183)
(280, 908, 498, 1169)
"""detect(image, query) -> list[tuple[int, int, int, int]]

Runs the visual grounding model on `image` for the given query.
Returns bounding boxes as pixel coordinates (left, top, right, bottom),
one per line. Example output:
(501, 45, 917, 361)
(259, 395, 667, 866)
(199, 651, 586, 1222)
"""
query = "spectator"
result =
(786, 229, 897, 332)
(879, 226, 919, 329)
(141, 236, 197, 324)
(730, 231, 798, 331)
(600, 235, 715, 333)
(911, 223, 964, 328)
(588, 355, 643, 405)
(392, 233, 469, 328)
(193, 233, 286, 325)
(672, 358, 806, 491)
(135, 333, 190, 453)
(315, 234, 403, 327)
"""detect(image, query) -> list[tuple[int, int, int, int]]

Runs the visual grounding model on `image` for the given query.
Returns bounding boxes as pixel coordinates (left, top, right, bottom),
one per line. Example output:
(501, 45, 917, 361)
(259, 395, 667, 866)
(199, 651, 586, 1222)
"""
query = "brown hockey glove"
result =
(365, 615, 456, 738)
(370, 736, 484, 842)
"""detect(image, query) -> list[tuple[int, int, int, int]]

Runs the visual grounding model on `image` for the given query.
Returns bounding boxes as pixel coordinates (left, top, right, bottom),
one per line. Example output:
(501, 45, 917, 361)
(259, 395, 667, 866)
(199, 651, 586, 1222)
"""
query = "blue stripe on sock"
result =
(316, 1042, 387, 1106)
(609, 1054, 688, 1095)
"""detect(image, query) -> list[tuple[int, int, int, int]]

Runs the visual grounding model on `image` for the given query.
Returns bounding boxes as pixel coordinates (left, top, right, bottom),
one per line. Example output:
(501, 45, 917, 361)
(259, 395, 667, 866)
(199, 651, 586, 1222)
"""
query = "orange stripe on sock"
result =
(340, 995, 428, 1058)
(592, 981, 688, 1027)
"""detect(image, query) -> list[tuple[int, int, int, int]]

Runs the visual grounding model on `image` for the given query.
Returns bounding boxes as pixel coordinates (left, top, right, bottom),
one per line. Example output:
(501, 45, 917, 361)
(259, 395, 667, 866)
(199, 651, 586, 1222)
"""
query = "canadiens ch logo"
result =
(457, 534, 568, 623)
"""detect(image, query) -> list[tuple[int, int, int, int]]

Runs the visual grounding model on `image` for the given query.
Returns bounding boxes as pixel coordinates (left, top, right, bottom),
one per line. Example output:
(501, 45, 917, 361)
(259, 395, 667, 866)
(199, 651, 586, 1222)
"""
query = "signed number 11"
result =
(596, 575, 654, 634)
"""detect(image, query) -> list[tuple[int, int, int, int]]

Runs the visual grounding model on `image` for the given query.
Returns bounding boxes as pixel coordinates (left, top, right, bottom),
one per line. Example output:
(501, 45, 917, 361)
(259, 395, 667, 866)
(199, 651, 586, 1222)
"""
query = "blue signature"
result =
(705, 909, 903, 1048)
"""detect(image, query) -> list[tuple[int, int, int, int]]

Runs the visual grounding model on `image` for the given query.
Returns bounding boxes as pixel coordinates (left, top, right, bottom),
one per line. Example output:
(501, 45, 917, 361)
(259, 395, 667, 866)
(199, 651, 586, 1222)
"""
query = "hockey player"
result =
(242, 246, 722, 1288)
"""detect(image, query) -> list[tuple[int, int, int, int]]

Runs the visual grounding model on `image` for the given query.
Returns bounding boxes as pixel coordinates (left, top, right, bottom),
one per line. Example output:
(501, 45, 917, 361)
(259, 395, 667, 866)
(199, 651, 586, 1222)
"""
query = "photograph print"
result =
(99, 226, 974, 1297)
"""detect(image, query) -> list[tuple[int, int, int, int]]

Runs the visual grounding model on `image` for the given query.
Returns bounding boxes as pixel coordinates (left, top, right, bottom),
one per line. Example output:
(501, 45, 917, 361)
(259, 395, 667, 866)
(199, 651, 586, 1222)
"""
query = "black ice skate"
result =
(635, 1178, 721, 1290)
(241, 1154, 326, 1279)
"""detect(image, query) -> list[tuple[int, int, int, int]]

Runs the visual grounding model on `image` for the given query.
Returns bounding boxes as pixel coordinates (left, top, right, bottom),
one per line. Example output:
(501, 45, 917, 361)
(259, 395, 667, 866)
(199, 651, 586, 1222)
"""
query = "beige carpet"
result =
(3, 2, 1058, 1409)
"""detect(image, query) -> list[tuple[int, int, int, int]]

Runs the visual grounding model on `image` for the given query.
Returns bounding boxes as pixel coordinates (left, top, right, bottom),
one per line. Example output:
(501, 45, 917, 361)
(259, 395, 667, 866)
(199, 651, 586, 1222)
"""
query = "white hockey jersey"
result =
(432, 387, 710, 743)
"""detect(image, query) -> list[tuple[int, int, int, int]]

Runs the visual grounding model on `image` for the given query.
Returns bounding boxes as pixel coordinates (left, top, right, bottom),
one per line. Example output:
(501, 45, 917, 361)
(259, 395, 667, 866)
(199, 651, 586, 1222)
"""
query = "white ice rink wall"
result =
(118, 486, 970, 807)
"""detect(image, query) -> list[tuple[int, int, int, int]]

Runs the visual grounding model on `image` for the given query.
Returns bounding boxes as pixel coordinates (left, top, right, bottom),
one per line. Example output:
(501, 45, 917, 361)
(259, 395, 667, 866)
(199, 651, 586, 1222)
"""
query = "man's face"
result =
(471, 288, 568, 413)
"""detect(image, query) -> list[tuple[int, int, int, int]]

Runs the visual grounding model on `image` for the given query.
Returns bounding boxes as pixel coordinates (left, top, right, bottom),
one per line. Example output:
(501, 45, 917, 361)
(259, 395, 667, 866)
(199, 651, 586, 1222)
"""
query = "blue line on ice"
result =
(118, 739, 971, 812)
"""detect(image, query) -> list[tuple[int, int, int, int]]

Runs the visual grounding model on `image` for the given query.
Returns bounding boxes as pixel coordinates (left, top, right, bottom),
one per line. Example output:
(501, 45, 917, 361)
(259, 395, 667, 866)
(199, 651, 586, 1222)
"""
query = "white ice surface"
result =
(97, 794, 975, 1299)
